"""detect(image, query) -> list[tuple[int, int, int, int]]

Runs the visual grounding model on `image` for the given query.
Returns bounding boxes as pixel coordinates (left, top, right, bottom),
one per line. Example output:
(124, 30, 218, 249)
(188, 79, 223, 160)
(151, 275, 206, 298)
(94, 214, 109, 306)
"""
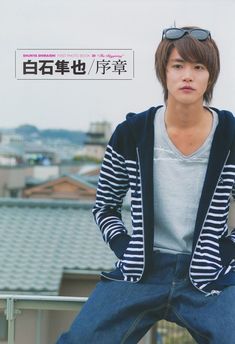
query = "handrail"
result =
(0, 294, 88, 344)
(0, 294, 194, 344)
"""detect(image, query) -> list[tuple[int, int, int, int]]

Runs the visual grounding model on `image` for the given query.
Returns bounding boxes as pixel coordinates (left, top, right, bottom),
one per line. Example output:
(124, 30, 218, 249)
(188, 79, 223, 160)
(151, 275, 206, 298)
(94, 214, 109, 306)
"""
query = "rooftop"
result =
(0, 198, 131, 295)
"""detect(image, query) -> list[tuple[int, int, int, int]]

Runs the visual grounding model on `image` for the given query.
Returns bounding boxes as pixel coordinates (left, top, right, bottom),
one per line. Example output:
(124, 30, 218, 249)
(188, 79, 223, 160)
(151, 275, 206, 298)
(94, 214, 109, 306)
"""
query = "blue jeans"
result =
(56, 252, 235, 344)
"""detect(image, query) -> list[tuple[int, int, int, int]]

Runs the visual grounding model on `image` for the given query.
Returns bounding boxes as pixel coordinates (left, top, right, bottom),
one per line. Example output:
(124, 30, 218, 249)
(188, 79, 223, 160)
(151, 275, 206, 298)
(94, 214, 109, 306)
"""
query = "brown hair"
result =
(155, 26, 220, 104)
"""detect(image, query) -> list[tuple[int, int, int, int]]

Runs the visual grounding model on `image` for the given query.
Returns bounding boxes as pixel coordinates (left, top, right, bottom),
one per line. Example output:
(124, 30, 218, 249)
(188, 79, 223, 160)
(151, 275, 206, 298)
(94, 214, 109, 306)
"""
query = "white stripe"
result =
(106, 144, 126, 160)
(210, 205, 229, 211)
(207, 212, 228, 218)
(100, 170, 129, 182)
(193, 252, 221, 261)
(198, 239, 219, 247)
(102, 164, 127, 176)
(214, 192, 230, 196)
(122, 260, 144, 265)
(190, 265, 217, 270)
(191, 258, 222, 267)
(196, 246, 220, 254)
(205, 219, 226, 225)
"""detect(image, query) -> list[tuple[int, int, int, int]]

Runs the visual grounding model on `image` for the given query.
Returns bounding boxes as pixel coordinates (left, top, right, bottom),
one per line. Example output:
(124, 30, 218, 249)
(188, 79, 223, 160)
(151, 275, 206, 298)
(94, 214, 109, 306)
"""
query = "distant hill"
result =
(15, 124, 39, 136)
(15, 124, 87, 145)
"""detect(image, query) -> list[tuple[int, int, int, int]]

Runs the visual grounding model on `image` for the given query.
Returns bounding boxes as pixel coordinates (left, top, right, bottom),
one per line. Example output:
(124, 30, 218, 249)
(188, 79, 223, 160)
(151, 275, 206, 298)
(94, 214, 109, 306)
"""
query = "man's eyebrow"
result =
(169, 58, 205, 65)
(169, 58, 185, 63)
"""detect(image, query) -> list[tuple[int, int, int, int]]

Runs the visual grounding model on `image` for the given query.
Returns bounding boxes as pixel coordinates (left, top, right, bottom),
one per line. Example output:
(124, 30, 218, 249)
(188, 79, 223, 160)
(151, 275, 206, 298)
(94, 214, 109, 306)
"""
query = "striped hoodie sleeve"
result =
(92, 124, 132, 258)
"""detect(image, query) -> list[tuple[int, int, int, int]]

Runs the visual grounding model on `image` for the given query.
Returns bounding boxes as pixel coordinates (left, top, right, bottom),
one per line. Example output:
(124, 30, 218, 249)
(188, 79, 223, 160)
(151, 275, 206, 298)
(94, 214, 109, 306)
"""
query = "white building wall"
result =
(25, 165, 59, 181)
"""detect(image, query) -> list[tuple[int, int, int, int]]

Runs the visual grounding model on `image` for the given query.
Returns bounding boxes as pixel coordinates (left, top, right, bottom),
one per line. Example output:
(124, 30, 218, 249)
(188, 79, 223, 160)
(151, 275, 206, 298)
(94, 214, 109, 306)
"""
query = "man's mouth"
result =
(180, 86, 195, 90)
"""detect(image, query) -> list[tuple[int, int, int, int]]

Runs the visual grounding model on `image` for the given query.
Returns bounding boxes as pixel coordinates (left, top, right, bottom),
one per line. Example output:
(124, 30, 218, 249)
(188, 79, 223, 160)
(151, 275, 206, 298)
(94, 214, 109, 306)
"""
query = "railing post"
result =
(6, 297, 15, 344)
(35, 310, 42, 344)
(4, 297, 21, 344)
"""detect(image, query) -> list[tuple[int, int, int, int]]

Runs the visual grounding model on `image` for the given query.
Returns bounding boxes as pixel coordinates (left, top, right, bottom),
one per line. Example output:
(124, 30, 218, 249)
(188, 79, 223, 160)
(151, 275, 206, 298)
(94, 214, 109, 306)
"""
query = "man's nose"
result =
(182, 67, 193, 81)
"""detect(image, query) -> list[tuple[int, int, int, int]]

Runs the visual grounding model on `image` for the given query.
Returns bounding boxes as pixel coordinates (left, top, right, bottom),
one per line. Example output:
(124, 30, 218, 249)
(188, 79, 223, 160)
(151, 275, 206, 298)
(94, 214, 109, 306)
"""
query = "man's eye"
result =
(195, 65, 205, 70)
(173, 64, 182, 69)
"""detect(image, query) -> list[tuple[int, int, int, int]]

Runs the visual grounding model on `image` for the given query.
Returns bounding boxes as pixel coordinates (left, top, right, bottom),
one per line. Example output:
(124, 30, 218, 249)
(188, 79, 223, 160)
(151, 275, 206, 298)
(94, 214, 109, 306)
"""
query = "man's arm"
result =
(93, 125, 131, 259)
(219, 182, 235, 265)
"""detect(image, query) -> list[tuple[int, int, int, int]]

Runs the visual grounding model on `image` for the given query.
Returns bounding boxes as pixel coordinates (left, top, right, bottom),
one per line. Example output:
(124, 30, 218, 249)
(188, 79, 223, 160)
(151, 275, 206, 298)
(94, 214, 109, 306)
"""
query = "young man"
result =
(57, 27, 235, 344)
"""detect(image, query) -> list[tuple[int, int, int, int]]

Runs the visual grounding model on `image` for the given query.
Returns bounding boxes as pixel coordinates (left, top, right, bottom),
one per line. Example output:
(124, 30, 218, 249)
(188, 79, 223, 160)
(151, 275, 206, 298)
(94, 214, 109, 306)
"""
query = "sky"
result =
(1, 0, 235, 132)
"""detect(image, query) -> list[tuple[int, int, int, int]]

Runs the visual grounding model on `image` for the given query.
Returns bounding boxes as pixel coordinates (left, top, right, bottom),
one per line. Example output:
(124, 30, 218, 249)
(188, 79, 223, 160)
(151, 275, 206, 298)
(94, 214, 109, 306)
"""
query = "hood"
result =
(125, 106, 163, 146)
(210, 107, 235, 145)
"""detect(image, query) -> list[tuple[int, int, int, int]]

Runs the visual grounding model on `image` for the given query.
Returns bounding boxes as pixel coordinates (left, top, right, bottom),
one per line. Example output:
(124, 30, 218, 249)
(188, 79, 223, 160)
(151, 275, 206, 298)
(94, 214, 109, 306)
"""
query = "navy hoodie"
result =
(93, 106, 235, 294)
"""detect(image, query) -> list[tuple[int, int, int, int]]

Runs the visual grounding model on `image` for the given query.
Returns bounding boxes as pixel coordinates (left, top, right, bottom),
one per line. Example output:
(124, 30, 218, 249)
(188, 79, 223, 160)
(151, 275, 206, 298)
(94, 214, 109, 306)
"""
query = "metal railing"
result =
(0, 295, 195, 344)
(0, 294, 87, 344)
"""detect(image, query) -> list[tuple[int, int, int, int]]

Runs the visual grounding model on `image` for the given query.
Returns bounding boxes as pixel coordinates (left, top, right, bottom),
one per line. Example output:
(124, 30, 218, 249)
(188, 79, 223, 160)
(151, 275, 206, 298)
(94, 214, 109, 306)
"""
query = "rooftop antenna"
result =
(173, 20, 176, 27)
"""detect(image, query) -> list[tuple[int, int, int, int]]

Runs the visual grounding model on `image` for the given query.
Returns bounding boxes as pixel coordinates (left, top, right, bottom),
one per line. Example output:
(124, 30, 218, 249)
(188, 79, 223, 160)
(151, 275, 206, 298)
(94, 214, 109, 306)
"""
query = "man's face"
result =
(166, 48, 210, 106)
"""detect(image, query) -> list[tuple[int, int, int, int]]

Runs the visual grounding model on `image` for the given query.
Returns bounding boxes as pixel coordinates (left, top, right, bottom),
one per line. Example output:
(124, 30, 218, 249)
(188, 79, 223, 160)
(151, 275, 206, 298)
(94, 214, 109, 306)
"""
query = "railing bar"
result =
(0, 294, 87, 302)
(14, 301, 85, 311)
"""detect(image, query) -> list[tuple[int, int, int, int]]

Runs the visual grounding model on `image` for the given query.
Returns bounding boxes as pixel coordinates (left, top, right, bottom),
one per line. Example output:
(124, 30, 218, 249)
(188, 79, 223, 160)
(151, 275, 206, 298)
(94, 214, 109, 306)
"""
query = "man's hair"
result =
(155, 26, 220, 104)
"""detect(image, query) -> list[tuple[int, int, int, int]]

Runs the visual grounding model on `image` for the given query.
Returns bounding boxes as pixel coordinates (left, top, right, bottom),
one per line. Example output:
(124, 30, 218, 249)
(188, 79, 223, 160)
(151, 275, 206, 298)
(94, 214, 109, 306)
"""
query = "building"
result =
(83, 121, 112, 160)
(0, 146, 23, 166)
(23, 174, 97, 200)
(24, 144, 59, 165)
(0, 166, 26, 197)
(0, 164, 60, 198)
(0, 163, 99, 200)
(0, 131, 23, 146)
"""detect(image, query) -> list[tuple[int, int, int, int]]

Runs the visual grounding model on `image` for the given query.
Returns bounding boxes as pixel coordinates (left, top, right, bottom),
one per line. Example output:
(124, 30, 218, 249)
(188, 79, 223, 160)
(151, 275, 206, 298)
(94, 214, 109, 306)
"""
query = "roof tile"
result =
(0, 198, 131, 294)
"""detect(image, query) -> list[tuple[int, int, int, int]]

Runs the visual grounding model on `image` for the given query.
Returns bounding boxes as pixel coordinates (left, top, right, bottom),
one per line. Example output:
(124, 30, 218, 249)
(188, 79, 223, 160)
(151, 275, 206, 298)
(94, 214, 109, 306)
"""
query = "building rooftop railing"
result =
(0, 294, 196, 344)
(0, 294, 87, 344)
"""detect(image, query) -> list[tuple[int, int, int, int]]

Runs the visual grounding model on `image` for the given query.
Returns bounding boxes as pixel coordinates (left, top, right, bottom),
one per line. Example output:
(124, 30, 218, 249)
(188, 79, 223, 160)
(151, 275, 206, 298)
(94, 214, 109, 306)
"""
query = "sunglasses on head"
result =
(162, 28, 211, 41)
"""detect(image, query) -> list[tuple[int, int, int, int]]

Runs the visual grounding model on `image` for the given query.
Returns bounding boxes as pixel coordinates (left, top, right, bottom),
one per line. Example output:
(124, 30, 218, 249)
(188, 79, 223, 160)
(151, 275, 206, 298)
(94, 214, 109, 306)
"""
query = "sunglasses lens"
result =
(165, 29, 184, 40)
(190, 29, 210, 40)
(163, 28, 211, 41)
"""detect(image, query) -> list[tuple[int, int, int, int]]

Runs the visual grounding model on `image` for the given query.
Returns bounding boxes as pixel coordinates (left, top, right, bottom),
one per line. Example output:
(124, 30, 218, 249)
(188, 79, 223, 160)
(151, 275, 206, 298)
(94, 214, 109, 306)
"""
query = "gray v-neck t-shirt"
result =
(153, 106, 218, 254)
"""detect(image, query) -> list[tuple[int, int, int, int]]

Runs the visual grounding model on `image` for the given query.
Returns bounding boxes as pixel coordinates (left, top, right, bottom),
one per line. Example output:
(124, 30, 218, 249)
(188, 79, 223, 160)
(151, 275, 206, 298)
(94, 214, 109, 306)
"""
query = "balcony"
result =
(0, 294, 195, 344)
(0, 294, 87, 344)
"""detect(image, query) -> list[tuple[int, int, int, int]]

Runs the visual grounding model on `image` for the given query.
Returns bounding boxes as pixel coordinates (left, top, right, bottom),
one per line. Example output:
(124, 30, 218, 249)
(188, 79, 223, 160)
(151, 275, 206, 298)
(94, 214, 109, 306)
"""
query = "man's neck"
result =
(163, 100, 213, 156)
(164, 101, 211, 130)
